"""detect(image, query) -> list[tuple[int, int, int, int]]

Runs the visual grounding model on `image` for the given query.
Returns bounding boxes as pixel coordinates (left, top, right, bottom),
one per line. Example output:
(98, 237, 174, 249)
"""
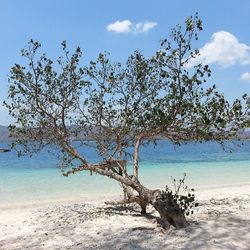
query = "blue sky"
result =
(0, 0, 250, 125)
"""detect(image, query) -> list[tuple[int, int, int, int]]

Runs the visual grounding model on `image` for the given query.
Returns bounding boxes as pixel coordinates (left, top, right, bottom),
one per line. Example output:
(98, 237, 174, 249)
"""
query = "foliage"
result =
(166, 174, 198, 216)
(4, 15, 249, 166)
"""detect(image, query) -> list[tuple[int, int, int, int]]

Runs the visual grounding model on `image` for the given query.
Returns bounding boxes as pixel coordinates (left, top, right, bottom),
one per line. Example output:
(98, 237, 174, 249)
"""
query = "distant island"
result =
(0, 125, 10, 141)
(0, 124, 250, 141)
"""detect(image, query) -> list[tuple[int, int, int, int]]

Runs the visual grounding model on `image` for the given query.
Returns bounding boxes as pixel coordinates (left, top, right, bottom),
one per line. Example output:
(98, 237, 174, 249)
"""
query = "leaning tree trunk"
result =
(149, 190, 188, 229)
(129, 138, 187, 227)
(64, 162, 187, 229)
(129, 177, 188, 229)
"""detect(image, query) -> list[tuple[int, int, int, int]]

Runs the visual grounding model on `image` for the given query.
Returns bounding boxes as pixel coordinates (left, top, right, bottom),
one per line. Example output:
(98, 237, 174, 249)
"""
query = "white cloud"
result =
(106, 20, 157, 34)
(134, 22, 157, 33)
(241, 72, 250, 82)
(188, 31, 250, 67)
(106, 20, 132, 33)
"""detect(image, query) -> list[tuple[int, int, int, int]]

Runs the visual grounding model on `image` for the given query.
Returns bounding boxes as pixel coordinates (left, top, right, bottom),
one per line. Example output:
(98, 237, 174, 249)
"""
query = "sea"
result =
(0, 140, 250, 205)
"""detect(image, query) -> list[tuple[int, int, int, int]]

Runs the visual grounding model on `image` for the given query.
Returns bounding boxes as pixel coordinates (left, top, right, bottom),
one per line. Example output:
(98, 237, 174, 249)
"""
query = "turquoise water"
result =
(0, 140, 250, 204)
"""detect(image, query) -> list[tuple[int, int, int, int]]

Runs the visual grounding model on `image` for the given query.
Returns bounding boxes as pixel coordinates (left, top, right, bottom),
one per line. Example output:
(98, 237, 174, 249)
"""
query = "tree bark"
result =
(128, 177, 187, 229)
(150, 190, 188, 229)
(133, 136, 142, 178)
(139, 201, 147, 214)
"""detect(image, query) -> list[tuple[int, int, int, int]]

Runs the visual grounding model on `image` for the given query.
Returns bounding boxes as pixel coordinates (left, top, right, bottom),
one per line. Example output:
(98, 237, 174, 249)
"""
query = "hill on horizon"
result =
(0, 125, 250, 141)
(0, 125, 10, 141)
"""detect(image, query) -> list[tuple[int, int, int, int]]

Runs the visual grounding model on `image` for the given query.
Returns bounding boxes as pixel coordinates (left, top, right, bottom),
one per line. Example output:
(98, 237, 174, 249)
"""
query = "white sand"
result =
(0, 183, 250, 250)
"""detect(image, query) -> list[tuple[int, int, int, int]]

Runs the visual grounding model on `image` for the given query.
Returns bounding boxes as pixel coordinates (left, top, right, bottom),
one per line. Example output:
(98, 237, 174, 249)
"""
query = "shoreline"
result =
(1, 181, 250, 210)
(1, 182, 250, 249)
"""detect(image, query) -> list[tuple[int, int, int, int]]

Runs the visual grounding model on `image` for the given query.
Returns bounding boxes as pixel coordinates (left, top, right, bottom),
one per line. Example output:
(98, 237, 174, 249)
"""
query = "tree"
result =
(4, 14, 249, 229)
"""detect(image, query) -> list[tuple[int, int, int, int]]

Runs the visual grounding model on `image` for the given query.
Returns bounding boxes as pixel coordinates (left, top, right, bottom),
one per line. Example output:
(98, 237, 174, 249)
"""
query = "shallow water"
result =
(0, 140, 250, 204)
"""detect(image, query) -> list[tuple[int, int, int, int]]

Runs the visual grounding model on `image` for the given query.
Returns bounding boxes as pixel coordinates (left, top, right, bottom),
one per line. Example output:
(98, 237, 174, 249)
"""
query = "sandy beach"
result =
(0, 183, 250, 250)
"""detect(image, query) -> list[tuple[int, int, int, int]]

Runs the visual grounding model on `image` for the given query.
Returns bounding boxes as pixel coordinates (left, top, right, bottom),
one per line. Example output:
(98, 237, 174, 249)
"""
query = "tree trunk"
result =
(139, 201, 147, 214)
(150, 190, 188, 229)
(129, 177, 188, 229)
(64, 164, 187, 229)
(133, 136, 141, 178)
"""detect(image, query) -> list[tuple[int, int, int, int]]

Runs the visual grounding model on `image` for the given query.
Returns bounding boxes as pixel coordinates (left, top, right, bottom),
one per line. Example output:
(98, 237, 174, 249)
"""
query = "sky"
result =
(0, 0, 250, 125)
